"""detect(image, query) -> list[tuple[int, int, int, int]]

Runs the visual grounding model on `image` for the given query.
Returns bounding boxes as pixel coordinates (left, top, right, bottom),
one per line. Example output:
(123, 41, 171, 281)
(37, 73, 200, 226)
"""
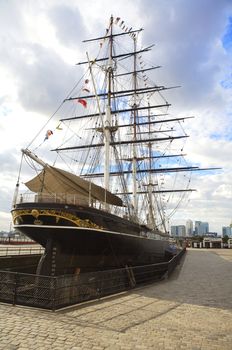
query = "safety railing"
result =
(0, 248, 186, 310)
(0, 246, 44, 257)
(0, 237, 36, 245)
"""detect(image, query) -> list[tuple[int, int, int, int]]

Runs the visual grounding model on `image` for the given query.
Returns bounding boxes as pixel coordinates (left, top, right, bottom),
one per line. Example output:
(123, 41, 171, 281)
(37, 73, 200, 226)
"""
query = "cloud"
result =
(0, 0, 232, 234)
(48, 4, 86, 46)
(0, 1, 85, 116)
(0, 39, 79, 115)
(15, 44, 76, 115)
(139, 0, 232, 110)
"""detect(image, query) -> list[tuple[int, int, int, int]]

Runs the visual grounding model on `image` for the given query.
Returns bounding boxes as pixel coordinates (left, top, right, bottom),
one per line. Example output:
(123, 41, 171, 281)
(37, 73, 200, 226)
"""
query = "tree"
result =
(222, 234, 229, 244)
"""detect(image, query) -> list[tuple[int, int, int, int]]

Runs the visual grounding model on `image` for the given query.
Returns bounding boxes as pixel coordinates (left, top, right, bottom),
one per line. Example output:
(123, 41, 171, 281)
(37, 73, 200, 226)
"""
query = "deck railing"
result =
(15, 192, 130, 218)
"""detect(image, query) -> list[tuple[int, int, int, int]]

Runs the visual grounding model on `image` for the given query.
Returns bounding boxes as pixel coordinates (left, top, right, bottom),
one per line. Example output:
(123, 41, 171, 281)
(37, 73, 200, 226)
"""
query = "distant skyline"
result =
(170, 219, 231, 235)
(0, 0, 232, 232)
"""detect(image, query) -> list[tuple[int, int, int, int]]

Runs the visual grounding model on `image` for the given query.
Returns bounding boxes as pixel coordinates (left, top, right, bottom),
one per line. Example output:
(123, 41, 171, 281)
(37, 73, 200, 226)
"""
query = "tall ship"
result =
(11, 16, 198, 276)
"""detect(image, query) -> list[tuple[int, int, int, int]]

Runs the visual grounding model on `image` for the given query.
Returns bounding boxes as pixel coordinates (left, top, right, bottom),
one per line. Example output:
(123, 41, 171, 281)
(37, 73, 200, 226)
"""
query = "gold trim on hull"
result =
(12, 209, 103, 229)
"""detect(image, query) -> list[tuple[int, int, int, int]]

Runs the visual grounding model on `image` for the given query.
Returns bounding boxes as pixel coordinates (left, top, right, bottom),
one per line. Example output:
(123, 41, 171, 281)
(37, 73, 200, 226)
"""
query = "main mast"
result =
(104, 16, 114, 196)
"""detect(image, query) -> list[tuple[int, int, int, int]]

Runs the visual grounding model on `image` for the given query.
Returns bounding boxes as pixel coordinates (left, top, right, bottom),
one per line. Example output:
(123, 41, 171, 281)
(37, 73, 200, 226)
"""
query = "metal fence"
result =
(0, 237, 36, 245)
(0, 248, 186, 311)
(0, 246, 44, 257)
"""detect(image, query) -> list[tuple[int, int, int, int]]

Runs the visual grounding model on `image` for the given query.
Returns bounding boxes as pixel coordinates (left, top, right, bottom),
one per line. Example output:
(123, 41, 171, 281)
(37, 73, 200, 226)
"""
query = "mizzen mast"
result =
(131, 33, 139, 220)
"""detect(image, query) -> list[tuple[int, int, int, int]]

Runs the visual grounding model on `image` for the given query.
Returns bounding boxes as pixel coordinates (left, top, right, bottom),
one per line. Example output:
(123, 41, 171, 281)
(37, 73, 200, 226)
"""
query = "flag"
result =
(56, 123, 63, 130)
(44, 130, 53, 141)
(82, 79, 90, 93)
(115, 17, 120, 24)
(77, 99, 87, 108)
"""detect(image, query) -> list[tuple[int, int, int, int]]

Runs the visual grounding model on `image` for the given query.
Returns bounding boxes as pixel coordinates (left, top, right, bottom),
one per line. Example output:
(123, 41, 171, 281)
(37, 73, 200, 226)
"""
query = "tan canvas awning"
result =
(25, 165, 123, 207)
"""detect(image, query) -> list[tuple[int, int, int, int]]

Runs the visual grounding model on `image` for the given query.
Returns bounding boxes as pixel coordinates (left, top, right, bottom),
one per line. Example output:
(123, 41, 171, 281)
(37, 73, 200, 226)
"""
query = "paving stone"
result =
(0, 249, 232, 349)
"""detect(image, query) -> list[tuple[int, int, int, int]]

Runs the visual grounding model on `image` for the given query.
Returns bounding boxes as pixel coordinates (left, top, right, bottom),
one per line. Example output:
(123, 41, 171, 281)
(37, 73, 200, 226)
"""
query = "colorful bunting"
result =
(114, 17, 135, 40)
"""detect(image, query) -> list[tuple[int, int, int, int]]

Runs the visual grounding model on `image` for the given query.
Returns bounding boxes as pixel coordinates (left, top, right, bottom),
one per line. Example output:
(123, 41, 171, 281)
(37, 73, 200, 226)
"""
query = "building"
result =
(228, 238, 232, 248)
(202, 237, 223, 248)
(171, 225, 186, 237)
(222, 226, 232, 237)
(186, 219, 193, 236)
(195, 221, 209, 236)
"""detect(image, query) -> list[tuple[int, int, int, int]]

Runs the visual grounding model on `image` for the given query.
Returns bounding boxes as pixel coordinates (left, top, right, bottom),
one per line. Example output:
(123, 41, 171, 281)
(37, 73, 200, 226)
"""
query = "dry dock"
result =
(0, 248, 232, 350)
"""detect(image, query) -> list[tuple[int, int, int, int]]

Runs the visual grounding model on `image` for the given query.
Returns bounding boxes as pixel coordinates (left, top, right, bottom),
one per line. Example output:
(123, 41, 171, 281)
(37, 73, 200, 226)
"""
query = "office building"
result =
(195, 221, 209, 236)
(222, 226, 232, 237)
(186, 219, 193, 236)
(171, 225, 186, 237)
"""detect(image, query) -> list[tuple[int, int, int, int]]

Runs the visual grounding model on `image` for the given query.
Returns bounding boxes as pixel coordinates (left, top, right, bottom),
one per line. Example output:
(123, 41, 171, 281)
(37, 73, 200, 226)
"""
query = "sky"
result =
(0, 0, 232, 234)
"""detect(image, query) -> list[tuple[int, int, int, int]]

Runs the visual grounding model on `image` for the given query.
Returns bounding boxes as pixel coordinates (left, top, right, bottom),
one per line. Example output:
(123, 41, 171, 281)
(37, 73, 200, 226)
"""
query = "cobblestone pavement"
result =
(0, 248, 232, 349)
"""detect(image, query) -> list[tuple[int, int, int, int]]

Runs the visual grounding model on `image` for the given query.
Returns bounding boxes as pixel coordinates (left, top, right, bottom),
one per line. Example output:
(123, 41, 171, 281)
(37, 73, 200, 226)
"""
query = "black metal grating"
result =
(0, 248, 186, 310)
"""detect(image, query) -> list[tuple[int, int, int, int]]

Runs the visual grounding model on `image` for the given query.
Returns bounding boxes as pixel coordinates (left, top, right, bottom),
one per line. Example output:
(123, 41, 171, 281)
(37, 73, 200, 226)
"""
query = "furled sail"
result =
(25, 165, 123, 207)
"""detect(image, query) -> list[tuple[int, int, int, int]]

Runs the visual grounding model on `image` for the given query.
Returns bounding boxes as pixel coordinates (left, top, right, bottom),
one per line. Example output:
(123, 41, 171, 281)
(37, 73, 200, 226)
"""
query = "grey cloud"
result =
(16, 44, 76, 114)
(0, 40, 80, 115)
(0, 151, 19, 173)
(0, 2, 85, 116)
(137, 0, 232, 109)
(48, 4, 86, 46)
(0, 152, 20, 212)
(0, 0, 25, 40)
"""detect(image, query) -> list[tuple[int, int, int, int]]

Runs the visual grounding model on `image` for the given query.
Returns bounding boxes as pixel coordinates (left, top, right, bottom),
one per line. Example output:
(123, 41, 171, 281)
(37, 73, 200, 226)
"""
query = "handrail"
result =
(0, 237, 36, 244)
(0, 246, 44, 257)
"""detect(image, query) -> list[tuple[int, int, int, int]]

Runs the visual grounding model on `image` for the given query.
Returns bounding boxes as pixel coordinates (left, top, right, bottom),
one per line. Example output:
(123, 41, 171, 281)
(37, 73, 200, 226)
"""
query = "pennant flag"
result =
(115, 17, 120, 24)
(56, 123, 63, 130)
(77, 99, 87, 108)
(82, 79, 90, 93)
(44, 130, 53, 141)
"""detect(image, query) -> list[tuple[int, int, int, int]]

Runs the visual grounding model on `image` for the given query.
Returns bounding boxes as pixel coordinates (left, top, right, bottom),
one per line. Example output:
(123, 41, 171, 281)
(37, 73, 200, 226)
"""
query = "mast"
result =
(147, 101, 156, 229)
(132, 34, 138, 219)
(104, 16, 114, 201)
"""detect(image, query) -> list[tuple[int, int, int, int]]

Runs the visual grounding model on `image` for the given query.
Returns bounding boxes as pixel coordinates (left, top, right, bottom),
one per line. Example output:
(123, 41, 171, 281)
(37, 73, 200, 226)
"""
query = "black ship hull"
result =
(12, 202, 170, 276)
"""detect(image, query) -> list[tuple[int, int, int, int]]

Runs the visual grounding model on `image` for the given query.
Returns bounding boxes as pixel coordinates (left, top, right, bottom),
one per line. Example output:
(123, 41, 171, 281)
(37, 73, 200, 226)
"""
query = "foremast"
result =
(86, 16, 142, 219)
(103, 17, 141, 221)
